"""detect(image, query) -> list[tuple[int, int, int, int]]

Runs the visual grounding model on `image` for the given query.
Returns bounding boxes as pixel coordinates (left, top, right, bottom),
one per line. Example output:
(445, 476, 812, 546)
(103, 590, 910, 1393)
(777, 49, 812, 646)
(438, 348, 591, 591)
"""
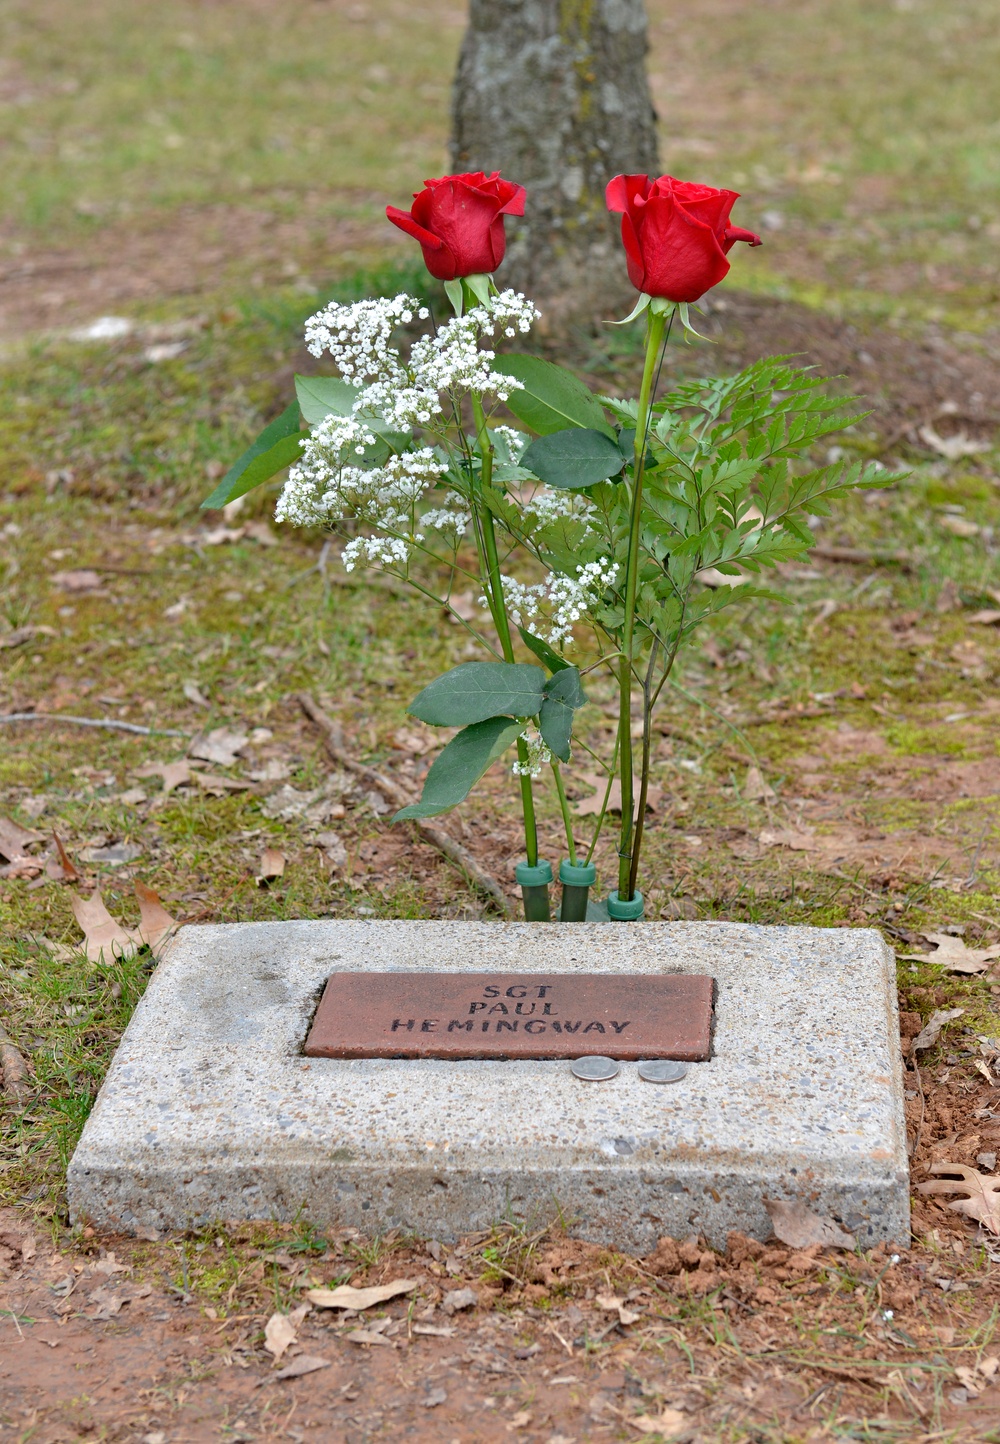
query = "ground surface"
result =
(2, 0, 1000, 1440)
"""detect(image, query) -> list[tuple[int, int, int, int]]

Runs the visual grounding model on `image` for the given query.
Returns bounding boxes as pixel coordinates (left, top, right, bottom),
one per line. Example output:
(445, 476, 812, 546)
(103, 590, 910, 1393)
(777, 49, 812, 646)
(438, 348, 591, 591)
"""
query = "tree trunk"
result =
(451, 0, 658, 311)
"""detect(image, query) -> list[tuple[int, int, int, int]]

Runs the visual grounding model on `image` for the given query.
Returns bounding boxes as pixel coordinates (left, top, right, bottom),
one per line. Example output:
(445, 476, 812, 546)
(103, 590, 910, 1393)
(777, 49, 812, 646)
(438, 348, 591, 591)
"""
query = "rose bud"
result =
(605, 174, 761, 303)
(386, 171, 526, 282)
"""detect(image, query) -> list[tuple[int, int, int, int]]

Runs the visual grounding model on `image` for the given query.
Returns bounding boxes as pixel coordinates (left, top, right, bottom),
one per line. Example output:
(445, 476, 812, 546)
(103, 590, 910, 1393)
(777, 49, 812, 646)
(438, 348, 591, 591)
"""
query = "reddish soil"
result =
(4, 1067, 1000, 1444)
(0, 196, 402, 343)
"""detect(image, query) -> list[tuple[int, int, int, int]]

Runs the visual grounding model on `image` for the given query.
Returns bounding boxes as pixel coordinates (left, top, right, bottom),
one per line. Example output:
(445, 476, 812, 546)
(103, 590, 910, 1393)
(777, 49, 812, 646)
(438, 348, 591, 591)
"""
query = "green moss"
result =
(884, 723, 975, 757)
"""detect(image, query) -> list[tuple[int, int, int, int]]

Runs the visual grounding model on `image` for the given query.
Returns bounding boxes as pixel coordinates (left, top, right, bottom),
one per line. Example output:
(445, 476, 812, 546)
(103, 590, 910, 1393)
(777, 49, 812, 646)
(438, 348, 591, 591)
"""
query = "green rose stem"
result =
(550, 761, 576, 865)
(468, 386, 540, 874)
(616, 306, 667, 902)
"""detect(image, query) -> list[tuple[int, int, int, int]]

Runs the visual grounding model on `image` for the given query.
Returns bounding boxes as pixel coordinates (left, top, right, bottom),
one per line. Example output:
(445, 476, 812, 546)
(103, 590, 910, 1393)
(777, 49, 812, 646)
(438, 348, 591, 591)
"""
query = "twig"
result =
(297, 693, 510, 915)
(964, 822, 992, 891)
(741, 705, 833, 727)
(811, 544, 915, 572)
(0, 713, 188, 737)
(0, 1022, 31, 1107)
(908, 1055, 926, 1161)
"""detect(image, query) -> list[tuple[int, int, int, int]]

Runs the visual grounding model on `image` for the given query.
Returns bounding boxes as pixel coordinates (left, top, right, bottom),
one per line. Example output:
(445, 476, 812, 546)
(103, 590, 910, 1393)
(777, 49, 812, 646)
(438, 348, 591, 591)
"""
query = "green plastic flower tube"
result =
(559, 859, 597, 922)
(515, 859, 553, 922)
(606, 889, 644, 922)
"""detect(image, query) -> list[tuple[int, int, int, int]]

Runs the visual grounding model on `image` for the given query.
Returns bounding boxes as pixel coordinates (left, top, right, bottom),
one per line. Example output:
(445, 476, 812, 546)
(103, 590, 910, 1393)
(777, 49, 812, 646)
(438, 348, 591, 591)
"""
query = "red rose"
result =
(386, 172, 526, 282)
(605, 174, 761, 303)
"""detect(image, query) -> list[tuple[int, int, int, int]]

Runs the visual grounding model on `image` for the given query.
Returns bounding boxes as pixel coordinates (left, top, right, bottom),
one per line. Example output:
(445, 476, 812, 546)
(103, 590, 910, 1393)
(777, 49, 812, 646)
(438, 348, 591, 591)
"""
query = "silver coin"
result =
(637, 1059, 689, 1084)
(571, 1055, 620, 1081)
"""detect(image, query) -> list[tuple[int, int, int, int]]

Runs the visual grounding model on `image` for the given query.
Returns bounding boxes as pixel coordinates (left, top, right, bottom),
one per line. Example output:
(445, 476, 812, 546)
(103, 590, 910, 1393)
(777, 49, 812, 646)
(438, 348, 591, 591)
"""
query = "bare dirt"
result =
(0, 197, 401, 343)
(4, 1074, 1000, 1444)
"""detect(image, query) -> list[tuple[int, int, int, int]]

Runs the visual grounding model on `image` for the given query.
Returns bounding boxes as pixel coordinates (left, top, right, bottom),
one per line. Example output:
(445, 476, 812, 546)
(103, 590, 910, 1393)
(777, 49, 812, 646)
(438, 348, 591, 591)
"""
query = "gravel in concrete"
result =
(69, 920, 909, 1251)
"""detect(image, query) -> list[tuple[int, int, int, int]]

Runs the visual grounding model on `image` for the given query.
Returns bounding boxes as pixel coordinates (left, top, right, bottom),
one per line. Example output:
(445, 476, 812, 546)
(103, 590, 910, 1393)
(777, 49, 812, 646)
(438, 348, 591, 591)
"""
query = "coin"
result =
(571, 1055, 620, 1081)
(637, 1059, 689, 1084)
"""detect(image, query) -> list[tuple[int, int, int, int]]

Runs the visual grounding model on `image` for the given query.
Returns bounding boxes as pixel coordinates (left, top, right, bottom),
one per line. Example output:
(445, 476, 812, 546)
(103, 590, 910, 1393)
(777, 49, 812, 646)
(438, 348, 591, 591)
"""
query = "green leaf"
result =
(201, 402, 302, 510)
(293, 374, 407, 448)
(464, 273, 493, 309)
(538, 666, 587, 762)
(393, 717, 522, 820)
(294, 374, 359, 425)
(522, 429, 625, 490)
(491, 354, 615, 438)
(407, 661, 547, 727)
(444, 278, 464, 316)
(519, 627, 570, 673)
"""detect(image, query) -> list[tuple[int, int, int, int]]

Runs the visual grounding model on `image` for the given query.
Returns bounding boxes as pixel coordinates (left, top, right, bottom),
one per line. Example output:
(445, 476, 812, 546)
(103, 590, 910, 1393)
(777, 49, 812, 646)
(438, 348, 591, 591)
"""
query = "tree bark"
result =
(451, 0, 658, 310)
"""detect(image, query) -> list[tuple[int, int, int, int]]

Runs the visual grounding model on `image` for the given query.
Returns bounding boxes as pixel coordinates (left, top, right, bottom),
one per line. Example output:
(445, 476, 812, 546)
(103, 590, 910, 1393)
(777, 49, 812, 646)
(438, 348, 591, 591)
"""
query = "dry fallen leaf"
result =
(70, 881, 178, 961)
(70, 891, 136, 962)
(272, 1354, 330, 1380)
(50, 568, 105, 593)
(132, 759, 195, 794)
(188, 727, 249, 767)
(264, 1304, 308, 1361)
(765, 1198, 856, 1251)
(758, 827, 818, 851)
(0, 625, 56, 651)
(51, 833, 80, 883)
(902, 933, 1000, 975)
(917, 1163, 1000, 1234)
(87, 1285, 127, 1320)
(306, 1279, 418, 1311)
(256, 848, 286, 887)
(134, 880, 178, 950)
(744, 765, 776, 803)
(0, 815, 44, 862)
(345, 1328, 396, 1348)
(969, 610, 1000, 627)
(191, 770, 254, 796)
(441, 1287, 478, 1314)
(244, 519, 279, 546)
(629, 1409, 688, 1437)
(182, 680, 211, 709)
(918, 424, 991, 461)
(911, 1007, 965, 1052)
(412, 1323, 455, 1338)
(573, 772, 662, 816)
(595, 1293, 641, 1326)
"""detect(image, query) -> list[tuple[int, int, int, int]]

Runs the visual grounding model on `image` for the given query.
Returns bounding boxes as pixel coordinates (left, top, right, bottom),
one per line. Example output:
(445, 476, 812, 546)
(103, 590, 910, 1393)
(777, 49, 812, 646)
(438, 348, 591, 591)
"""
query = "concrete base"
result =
(68, 921, 909, 1252)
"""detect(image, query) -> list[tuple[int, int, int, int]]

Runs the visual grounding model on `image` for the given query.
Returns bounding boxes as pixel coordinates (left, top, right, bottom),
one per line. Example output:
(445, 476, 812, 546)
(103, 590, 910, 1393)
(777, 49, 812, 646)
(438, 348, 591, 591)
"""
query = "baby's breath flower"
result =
(512, 727, 551, 778)
(521, 488, 595, 526)
(544, 559, 620, 645)
(419, 507, 470, 538)
(342, 534, 411, 572)
(492, 424, 528, 462)
(480, 576, 545, 628)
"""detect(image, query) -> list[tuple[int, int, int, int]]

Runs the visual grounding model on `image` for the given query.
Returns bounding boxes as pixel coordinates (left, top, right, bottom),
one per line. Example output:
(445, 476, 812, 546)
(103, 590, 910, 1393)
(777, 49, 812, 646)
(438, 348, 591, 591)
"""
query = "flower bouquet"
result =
(204, 170, 888, 922)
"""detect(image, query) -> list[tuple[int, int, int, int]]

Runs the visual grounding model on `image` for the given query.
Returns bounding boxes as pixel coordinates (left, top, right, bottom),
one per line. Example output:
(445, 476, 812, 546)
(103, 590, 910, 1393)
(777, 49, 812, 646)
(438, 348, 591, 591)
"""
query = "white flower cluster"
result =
(483, 558, 619, 647)
(276, 426, 445, 541)
(304, 294, 427, 384)
(512, 727, 552, 778)
(342, 534, 410, 572)
(520, 487, 595, 526)
(418, 507, 470, 539)
(493, 575, 545, 628)
(300, 290, 537, 439)
(492, 424, 528, 462)
(546, 559, 620, 645)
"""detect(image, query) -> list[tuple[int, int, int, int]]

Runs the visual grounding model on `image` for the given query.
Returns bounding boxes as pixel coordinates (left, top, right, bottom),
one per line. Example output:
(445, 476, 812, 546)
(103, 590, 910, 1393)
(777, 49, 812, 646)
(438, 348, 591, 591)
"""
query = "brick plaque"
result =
(304, 972, 714, 1061)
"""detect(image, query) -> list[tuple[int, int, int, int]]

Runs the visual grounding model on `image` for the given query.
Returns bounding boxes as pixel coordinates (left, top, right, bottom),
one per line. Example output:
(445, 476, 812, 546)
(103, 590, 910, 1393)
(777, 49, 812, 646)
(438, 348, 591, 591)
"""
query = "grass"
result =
(1, 293, 998, 1201)
(0, 0, 461, 236)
